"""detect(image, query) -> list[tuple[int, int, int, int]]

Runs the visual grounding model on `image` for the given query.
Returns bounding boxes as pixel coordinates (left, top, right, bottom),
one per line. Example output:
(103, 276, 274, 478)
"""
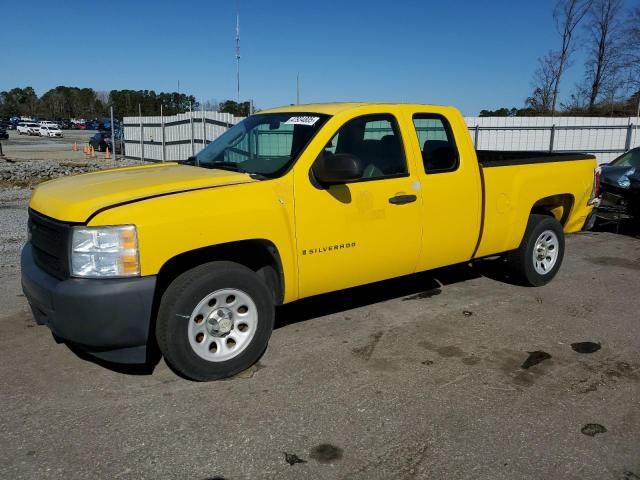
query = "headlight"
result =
(618, 176, 631, 189)
(71, 225, 140, 278)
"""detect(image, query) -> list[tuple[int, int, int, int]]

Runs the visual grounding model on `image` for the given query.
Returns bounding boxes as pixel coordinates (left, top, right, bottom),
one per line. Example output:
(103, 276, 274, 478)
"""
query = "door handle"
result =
(389, 194, 417, 205)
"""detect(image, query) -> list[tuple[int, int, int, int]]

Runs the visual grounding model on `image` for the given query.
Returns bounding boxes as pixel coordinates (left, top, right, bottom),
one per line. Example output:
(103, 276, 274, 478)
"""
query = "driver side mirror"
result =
(312, 153, 363, 185)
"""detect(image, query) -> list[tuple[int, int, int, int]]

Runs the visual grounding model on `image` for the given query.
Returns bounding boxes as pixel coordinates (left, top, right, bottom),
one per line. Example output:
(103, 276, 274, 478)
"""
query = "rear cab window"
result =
(412, 114, 459, 174)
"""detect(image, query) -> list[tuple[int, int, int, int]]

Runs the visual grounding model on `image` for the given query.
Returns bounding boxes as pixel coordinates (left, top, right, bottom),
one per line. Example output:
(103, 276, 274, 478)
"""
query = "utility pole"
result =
(235, 0, 241, 104)
(139, 103, 144, 162)
(110, 106, 116, 161)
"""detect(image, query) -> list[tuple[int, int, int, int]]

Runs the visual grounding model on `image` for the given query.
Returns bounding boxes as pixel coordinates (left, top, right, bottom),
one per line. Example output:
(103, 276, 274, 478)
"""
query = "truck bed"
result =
(473, 150, 597, 259)
(477, 150, 595, 167)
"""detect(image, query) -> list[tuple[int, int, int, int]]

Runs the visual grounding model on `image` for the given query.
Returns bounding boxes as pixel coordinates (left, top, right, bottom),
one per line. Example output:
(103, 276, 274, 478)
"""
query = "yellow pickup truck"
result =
(21, 103, 598, 381)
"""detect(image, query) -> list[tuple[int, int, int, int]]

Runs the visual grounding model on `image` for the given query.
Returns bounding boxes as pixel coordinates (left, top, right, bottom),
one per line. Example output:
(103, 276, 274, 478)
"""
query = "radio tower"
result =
(235, 0, 241, 104)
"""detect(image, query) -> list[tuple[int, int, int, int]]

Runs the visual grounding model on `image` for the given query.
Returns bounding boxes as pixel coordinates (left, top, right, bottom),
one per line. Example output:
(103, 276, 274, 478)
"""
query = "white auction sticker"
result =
(284, 116, 320, 126)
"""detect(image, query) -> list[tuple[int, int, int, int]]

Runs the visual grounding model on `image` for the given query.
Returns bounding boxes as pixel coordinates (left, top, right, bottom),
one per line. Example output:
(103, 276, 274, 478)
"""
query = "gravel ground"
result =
(0, 158, 144, 187)
(0, 130, 143, 186)
(0, 183, 639, 479)
(0, 188, 30, 312)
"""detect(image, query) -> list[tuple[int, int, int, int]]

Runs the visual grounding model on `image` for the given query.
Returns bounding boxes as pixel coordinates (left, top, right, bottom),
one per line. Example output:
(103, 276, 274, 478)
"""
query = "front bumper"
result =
(21, 242, 157, 363)
(597, 188, 640, 219)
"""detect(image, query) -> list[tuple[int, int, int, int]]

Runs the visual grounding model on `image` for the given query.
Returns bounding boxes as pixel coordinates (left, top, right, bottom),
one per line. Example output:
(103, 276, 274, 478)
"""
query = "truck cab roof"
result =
(260, 102, 448, 116)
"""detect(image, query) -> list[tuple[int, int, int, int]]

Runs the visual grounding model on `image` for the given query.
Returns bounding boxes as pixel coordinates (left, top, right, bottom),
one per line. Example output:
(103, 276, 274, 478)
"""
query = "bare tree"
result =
(623, 7, 640, 92)
(583, 0, 625, 109)
(201, 99, 219, 111)
(95, 90, 110, 105)
(549, 0, 592, 114)
(560, 83, 590, 112)
(527, 52, 558, 113)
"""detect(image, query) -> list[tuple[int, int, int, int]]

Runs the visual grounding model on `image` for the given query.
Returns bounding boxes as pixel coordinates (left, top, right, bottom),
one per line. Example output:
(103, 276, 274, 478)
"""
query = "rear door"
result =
(294, 112, 422, 298)
(407, 110, 482, 271)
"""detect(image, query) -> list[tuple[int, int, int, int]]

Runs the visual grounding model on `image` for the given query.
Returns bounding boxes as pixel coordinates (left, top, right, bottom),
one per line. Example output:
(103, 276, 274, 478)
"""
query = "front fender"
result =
(88, 178, 300, 302)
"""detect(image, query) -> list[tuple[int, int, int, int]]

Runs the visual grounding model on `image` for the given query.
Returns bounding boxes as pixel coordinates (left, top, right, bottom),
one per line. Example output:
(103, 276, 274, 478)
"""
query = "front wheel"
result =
(506, 214, 565, 286)
(156, 261, 275, 381)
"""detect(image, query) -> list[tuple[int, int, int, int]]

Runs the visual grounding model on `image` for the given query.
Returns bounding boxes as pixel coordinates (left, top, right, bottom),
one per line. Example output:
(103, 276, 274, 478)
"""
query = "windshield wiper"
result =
(248, 172, 269, 180)
(207, 161, 247, 173)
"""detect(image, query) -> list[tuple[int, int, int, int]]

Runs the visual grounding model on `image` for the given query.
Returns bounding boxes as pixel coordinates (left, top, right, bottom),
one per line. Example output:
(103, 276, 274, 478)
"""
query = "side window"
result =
(412, 115, 459, 173)
(324, 114, 407, 179)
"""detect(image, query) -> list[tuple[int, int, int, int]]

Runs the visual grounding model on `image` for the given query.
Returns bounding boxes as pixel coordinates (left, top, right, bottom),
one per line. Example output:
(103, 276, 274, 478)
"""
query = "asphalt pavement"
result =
(0, 194, 639, 479)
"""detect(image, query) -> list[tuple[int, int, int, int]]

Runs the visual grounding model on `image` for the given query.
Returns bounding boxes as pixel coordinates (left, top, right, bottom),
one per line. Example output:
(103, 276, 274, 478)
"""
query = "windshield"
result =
(193, 113, 329, 177)
(612, 148, 640, 168)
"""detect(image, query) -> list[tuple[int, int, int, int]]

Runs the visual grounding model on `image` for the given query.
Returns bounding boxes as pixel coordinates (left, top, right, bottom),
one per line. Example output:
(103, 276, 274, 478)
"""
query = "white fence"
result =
(123, 112, 639, 164)
(123, 111, 244, 162)
(465, 116, 639, 164)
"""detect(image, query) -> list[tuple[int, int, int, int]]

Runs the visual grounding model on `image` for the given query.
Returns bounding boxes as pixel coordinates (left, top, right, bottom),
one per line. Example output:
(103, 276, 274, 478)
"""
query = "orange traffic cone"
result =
(72, 142, 78, 152)
(90, 145, 96, 158)
(84, 144, 89, 155)
(105, 146, 111, 159)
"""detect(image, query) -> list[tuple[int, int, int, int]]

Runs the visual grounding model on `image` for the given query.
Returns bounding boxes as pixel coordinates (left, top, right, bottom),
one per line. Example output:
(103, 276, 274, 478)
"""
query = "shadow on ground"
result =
(274, 259, 513, 328)
(591, 216, 640, 238)
(62, 257, 513, 377)
(64, 342, 162, 376)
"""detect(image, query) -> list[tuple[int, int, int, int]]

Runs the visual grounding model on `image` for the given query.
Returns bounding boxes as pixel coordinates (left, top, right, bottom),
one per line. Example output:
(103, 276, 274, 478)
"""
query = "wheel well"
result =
(530, 194, 574, 226)
(155, 240, 284, 306)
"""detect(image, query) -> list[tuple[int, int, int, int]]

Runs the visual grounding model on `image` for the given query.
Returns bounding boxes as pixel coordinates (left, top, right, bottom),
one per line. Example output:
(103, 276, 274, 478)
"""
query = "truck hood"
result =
(29, 163, 255, 223)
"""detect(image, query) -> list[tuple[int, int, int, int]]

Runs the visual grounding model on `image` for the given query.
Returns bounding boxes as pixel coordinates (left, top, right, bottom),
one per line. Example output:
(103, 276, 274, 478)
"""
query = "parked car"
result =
(39, 120, 61, 129)
(597, 147, 640, 221)
(89, 131, 122, 153)
(85, 120, 100, 130)
(17, 122, 41, 135)
(21, 102, 599, 381)
(39, 125, 63, 138)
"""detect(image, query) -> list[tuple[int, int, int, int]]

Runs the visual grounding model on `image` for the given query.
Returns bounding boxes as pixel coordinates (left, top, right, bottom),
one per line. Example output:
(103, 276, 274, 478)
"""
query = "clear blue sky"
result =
(0, 0, 601, 115)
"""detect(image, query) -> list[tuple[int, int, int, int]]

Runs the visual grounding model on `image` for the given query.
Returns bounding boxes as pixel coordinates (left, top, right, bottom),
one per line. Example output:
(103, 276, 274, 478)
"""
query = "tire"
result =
(583, 211, 597, 231)
(156, 261, 275, 381)
(506, 214, 565, 287)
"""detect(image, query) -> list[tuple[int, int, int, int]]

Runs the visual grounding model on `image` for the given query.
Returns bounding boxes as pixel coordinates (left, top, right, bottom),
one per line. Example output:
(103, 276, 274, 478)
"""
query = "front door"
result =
(294, 113, 422, 298)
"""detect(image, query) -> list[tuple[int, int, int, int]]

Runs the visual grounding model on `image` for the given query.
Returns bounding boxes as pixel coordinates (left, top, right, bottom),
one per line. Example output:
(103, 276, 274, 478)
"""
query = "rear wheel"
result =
(156, 261, 275, 381)
(507, 214, 565, 286)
